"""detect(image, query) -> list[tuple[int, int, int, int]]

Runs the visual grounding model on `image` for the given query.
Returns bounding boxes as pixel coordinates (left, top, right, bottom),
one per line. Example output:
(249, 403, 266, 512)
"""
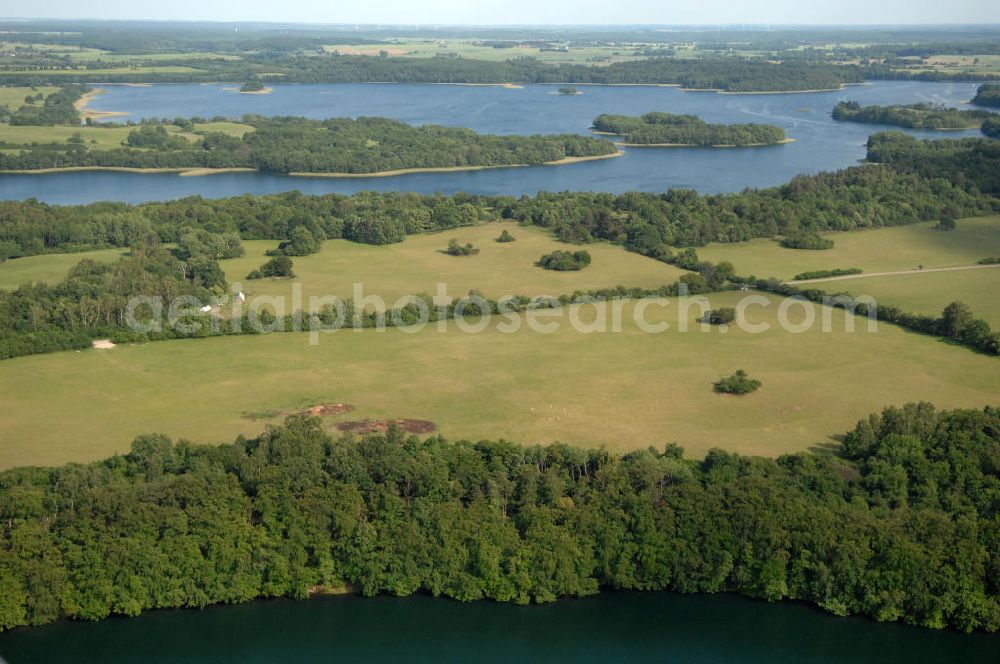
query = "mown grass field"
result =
(225, 223, 688, 307)
(698, 217, 1000, 280)
(839, 268, 1000, 326)
(1, 292, 997, 468)
(184, 121, 254, 137)
(0, 66, 207, 76)
(0, 121, 253, 151)
(67, 51, 242, 62)
(0, 86, 59, 112)
(0, 223, 679, 296)
(0, 248, 129, 290)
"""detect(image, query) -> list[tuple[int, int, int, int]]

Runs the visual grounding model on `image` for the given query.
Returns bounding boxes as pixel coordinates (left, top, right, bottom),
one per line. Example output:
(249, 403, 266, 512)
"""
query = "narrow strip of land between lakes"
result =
(0, 151, 623, 178)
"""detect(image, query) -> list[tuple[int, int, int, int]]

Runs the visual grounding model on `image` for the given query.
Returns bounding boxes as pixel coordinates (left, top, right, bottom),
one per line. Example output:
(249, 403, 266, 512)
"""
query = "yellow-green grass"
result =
(0, 248, 129, 290)
(0, 86, 59, 112)
(0, 42, 108, 59)
(0, 42, 238, 63)
(0, 123, 142, 149)
(68, 52, 241, 62)
(188, 121, 254, 138)
(698, 217, 1000, 280)
(915, 54, 1000, 76)
(225, 223, 688, 307)
(0, 66, 207, 76)
(322, 41, 651, 66)
(841, 269, 1000, 327)
(1, 292, 997, 468)
(0, 121, 253, 150)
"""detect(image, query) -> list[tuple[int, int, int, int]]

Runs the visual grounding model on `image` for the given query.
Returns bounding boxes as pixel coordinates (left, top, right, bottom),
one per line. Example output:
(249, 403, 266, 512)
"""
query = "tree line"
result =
(0, 404, 996, 632)
(747, 277, 999, 355)
(0, 56, 867, 92)
(592, 112, 787, 146)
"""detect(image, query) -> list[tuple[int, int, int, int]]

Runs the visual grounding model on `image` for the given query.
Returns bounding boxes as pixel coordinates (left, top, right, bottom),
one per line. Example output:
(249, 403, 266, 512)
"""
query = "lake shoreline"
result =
(0, 166, 258, 176)
(0, 152, 622, 179)
(73, 88, 129, 121)
(620, 137, 797, 148)
(80, 80, 874, 95)
(289, 151, 623, 178)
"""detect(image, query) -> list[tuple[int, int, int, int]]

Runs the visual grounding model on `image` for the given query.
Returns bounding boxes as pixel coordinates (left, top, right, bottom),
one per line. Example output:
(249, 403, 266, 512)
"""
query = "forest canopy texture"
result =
(592, 112, 787, 146)
(0, 115, 618, 174)
(832, 101, 995, 130)
(0, 404, 997, 633)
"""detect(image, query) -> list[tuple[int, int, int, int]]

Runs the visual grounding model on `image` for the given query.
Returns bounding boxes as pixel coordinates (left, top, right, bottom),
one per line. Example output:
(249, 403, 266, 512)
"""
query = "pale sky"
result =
(1, 0, 998, 26)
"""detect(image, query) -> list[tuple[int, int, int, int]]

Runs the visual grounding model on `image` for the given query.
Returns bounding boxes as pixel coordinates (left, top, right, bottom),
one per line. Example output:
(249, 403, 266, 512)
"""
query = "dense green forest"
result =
(983, 116, 1000, 139)
(832, 101, 995, 130)
(972, 83, 1000, 108)
(864, 132, 1000, 194)
(0, 404, 997, 632)
(0, 115, 617, 174)
(592, 112, 787, 146)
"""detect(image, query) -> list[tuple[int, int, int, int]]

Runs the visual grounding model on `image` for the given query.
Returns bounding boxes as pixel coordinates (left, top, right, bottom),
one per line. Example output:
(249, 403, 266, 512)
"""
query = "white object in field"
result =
(200, 305, 212, 313)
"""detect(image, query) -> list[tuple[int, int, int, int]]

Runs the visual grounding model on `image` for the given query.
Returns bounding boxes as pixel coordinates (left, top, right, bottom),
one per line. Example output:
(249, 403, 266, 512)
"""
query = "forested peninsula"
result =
(592, 112, 788, 146)
(832, 101, 996, 130)
(0, 115, 619, 175)
(972, 83, 1000, 108)
(0, 404, 997, 633)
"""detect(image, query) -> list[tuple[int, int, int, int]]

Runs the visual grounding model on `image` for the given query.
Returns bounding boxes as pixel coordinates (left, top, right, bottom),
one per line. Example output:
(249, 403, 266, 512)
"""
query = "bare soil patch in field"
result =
(336, 419, 437, 434)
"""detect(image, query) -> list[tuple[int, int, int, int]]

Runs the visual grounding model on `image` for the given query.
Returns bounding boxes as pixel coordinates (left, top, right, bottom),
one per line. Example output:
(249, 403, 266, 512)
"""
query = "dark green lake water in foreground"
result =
(0, 591, 995, 663)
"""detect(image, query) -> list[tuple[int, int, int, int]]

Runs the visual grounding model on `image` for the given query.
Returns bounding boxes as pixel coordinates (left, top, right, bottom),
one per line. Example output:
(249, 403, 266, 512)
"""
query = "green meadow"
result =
(0, 121, 253, 151)
(0, 223, 682, 298)
(0, 66, 207, 76)
(0, 292, 996, 468)
(0, 86, 59, 112)
(0, 248, 129, 290)
(839, 268, 1000, 326)
(226, 223, 689, 306)
(698, 216, 1000, 280)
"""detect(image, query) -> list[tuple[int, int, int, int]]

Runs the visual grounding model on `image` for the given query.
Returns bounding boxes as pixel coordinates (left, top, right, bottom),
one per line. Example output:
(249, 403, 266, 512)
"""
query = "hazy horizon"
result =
(1, 1, 998, 27)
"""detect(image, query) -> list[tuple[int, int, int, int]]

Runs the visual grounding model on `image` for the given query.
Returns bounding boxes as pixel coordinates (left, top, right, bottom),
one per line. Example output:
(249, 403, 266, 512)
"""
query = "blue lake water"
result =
(0, 80, 988, 204)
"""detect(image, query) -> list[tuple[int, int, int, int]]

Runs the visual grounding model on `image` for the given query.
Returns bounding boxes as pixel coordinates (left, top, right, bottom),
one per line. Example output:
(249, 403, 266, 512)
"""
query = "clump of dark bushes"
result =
(700, 307, 736, 325)
(714, 369, 761, 395)
(248, 255, 294, 279)
(780, 231, 834, 250)
(445, 239, 480, 256)
(537, 250, 592, 271)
